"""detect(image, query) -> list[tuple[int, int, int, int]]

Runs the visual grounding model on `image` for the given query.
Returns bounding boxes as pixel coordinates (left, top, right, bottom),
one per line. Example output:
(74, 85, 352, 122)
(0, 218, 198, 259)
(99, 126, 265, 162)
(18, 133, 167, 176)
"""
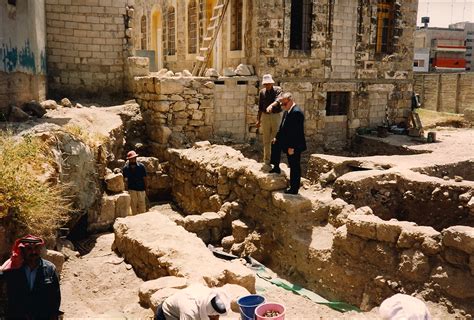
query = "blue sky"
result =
(417, 0, 474, 27)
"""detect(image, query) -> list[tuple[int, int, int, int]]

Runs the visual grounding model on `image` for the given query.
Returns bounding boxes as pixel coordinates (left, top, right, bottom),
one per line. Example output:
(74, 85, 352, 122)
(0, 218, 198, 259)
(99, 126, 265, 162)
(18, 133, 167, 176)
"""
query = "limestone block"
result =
(376, 220, 403, 243)
(254, 172, 287, 191)
(204, 81, 215, 89)
(232, 220, 250, 243)
(205, 68, 219, 78)
(99, 194, 116, 222)
(397, 226, 441, 255)
(234, 64, 253, 76)
(398, 249, 430, 282)
(431, 264, 474, 299)
(442, 226, 474, 255)
(230, 242, 245, 256)
(115, 193, 131, 218)
(137, 157, 161, 173)
(467, 197, 474, 215)
(153, 126, 172, 144)
(173, 101, 187, 112)
(464, 108, 474, 123)
(346, 215, 383, 240)
(41, 99, 60, 110)
(183, 69, 192, 77)
(202, 212, 222, 228)
(192, 110, 204, 120)
(157, 68, 168, 77)
(184, 215, 208, 232)
(271, 192, 312, 215)
(113, 213, 255, 292)
(158, 79, 184, 94)
(150, 101, 170, 112)
(149, 287, 181, 310)
(139, 276, 187, 308)
(61, 98, 73, 108)
(105, 172, 125, 193)
(333, 225, 366, 258)
(444, 247, 469, 267)
(222, 283, 251, 312)
(43, 250, 65, 274)
(165, 71, 175, 77)
(354, 206, 373, 216)
(223, 68, 237, 77)
(222, 235, 235, 251)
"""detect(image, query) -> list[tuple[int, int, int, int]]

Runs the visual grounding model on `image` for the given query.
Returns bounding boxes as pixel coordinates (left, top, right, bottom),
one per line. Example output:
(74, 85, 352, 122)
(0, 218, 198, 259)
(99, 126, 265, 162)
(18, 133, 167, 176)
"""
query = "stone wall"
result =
(166, 144, 474, 313)
(0, 0, 47, 113)
(45, 0, 128, 98)
(414, 73, 474, 114)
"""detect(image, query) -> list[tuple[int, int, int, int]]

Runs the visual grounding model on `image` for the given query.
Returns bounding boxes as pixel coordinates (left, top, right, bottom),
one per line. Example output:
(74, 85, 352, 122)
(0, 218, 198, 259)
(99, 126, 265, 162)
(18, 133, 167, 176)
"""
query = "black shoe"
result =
(284, 188, 298, 195)
(269, 167, 281, 174)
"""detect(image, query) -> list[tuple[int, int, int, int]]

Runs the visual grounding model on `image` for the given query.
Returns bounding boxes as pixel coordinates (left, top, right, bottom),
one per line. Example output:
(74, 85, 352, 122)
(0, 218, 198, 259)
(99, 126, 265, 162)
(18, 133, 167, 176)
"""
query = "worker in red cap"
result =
(122, 150, 148, 215)
(0, 235, 61, 319)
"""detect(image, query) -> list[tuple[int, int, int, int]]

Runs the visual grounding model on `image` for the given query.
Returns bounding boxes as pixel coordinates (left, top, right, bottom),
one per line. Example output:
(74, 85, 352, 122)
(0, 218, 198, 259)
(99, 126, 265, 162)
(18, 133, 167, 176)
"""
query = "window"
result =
(290, 0, 312, 51)
(167, 7, 176, 55)
(326, 92, 350, 116)
(376, 0, 395, 54)
(188, 0, 198, 54)
(198, 0, 206, 47)
(413, 60, 425, 67)
(140, 15, 147, 50)
(230, 0, 243, 51)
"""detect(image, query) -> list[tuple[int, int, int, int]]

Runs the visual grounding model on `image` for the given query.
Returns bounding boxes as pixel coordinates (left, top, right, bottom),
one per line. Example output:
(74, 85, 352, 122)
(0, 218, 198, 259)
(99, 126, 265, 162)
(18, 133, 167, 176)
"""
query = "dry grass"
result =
(416, 108, 468, 129)
(0, 131, 70, 239)
(63, 124, 108, 148)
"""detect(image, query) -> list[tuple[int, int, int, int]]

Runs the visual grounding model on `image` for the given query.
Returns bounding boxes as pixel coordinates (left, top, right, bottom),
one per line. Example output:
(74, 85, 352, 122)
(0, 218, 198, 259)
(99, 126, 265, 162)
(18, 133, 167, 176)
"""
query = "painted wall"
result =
(0, 0, 47, 112)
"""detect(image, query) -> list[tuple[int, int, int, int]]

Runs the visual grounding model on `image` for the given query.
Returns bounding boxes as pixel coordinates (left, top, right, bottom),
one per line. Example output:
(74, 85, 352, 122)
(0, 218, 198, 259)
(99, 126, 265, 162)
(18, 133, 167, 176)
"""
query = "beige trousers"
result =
(261, 112, 281, 164)
(129, 190, 146, 215)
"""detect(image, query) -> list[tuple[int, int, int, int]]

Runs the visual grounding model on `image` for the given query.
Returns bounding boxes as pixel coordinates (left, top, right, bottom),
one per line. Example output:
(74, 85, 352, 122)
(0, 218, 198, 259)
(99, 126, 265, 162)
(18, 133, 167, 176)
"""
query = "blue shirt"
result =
(23, 265, 38, 291)
(122, 162, 147, 191)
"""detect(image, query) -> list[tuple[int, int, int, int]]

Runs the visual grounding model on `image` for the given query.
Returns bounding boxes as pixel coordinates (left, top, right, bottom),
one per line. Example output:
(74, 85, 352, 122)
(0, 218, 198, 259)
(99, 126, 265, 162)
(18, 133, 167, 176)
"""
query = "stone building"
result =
(0, 0, 47, 115)
(132, 0, 418, 149)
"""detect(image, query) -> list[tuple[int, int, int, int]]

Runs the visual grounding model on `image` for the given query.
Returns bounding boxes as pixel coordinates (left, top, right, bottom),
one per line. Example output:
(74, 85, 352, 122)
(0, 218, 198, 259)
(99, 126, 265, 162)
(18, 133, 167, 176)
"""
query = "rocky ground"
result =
(60, 232, 457, 319)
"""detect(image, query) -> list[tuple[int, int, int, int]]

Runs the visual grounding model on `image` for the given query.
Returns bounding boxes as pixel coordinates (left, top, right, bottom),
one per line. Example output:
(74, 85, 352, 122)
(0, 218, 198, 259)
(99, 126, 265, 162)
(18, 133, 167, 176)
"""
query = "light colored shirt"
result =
(23, 265, 38, 291)
(162, 284, 212, 320)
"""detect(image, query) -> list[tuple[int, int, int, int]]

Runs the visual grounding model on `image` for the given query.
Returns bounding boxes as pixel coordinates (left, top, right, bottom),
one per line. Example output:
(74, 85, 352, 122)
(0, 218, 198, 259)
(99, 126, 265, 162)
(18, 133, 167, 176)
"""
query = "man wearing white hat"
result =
(257, 74, 282, 170)
(379, 294, 432, 320)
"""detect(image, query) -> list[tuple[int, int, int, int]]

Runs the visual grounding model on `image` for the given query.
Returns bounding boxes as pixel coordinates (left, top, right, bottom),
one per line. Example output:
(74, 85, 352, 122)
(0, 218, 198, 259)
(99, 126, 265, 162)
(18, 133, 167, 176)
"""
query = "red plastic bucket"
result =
(255, 302, 285, 320)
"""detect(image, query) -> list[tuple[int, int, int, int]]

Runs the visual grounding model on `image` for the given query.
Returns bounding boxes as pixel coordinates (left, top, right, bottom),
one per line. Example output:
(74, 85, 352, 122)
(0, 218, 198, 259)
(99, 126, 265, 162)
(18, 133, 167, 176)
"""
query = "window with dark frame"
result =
(230, 0, 243, 51)
(167, 7, 176, 55)
(375, 0, 395, 54)
(290, 0, 313, 51)
(198, 0, 205, 47)
(326, 92, 350, 116)
(140, 15, 147, 50)
(188, 0, 198, 54)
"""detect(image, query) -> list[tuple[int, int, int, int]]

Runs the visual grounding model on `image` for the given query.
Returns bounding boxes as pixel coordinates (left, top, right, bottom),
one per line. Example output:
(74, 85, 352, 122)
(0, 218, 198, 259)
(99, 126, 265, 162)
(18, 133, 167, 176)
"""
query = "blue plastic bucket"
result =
(237, 294, 266, 320)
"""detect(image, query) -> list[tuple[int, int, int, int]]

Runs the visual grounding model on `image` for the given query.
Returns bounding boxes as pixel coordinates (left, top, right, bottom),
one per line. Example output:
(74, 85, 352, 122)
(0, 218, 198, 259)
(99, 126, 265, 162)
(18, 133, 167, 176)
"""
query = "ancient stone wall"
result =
(414, 73, 474, 114)
(133, 75, 259, 158)
(45, 0, 128, 98)
(166, 144, 474, 313)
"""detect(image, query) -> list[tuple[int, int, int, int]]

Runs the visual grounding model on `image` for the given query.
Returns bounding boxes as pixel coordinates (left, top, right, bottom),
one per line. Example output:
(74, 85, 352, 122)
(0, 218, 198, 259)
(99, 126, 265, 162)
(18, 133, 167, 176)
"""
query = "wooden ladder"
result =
(192, 0, 230, 76)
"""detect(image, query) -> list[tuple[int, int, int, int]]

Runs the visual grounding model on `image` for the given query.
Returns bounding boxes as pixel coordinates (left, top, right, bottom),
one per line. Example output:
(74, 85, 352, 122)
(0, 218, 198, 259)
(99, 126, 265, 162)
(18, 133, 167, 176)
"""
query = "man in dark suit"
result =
(270, 92, 307, 194)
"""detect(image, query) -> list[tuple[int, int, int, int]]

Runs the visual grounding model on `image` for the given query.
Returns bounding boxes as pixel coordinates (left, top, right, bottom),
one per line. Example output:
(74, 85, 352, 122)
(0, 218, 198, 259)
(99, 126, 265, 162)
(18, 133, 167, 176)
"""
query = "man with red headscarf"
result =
(0, 235, 61, 319)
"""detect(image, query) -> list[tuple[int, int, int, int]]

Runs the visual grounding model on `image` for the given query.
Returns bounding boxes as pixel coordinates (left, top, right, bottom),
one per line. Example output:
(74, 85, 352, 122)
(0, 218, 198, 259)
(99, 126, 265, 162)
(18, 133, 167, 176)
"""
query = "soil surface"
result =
(60, 233, 456, 319)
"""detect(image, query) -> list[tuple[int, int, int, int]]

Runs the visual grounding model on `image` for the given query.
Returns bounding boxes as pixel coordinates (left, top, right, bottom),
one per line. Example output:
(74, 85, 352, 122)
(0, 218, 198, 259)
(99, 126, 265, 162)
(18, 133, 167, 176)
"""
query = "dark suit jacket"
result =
(3, 258, 61, 319)
(275, 105, 307, 153)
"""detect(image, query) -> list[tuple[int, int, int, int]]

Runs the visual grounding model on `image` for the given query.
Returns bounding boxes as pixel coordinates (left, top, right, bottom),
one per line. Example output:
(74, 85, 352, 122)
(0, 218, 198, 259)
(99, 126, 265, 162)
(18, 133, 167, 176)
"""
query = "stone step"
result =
(113, 212, 255, 293)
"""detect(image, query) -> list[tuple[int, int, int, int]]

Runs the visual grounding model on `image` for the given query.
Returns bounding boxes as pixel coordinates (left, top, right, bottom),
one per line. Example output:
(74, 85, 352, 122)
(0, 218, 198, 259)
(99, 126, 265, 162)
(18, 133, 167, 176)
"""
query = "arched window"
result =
(376, 0, 395, 54)
(140, 15, 147, 50)
(188, 0, 198, 54)
(290, 0, 312, 51)
(167, 6, 176, 55)
(230, 0, 243, 51)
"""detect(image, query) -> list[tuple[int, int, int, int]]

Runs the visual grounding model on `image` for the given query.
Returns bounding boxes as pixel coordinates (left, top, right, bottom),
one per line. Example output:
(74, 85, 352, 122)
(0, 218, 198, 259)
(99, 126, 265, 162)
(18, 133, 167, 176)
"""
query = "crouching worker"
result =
(155, 284, 230, 320)
(0, 235, 62, 320)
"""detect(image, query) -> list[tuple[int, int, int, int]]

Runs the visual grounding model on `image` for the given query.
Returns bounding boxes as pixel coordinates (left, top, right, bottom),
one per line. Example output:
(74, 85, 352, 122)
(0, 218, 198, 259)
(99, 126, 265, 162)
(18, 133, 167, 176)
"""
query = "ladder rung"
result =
(203, 37, 212, 41)
(214, 4, 224, 10)
(207, 24, 217, 30)
(210, 15, 219, 21)
(200, 47, 209, 51)
(196, 56, 206, 61)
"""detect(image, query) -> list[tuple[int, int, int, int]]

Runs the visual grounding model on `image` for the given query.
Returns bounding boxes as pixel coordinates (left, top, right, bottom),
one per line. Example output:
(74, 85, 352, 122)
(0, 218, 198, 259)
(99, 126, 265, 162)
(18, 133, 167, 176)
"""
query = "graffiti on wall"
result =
(0, 39, 43, 74)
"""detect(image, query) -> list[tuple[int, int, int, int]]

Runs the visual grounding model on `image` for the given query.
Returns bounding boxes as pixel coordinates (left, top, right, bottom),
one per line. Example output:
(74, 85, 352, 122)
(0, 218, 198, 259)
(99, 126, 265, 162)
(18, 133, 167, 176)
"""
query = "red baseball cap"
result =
(127, 151, 138, 159)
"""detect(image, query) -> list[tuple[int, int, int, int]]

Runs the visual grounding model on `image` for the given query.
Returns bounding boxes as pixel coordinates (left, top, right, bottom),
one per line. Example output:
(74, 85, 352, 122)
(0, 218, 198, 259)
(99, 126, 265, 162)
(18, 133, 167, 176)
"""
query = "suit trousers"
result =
(261, 113, 281, 165)
(270, 143, 302, 192)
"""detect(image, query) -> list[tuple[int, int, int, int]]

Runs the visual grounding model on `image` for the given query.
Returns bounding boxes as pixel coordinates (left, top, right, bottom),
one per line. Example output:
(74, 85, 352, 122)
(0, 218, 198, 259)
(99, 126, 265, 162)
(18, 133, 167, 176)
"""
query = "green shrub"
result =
(0, 131, 69, 239)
